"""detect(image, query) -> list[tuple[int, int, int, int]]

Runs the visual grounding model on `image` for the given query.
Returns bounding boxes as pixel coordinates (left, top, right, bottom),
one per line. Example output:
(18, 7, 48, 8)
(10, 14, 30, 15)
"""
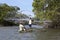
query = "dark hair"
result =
(30, 17, 31, 19)
(19, 22, 23, 24)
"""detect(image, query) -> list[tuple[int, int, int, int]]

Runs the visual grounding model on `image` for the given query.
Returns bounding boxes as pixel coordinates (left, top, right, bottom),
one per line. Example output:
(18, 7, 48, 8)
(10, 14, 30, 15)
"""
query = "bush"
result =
(0, 20, 18, 26)
(48, 13, 60, 28)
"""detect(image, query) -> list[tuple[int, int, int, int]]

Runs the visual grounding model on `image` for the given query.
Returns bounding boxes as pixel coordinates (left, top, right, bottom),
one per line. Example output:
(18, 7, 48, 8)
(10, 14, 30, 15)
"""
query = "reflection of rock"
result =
(40, 29, 47, 32)
(19, 28, 33, 33)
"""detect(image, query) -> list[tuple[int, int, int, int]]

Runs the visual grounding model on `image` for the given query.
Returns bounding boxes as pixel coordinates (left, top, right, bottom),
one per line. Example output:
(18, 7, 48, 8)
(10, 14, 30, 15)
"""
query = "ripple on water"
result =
(0, 26, 60, 40)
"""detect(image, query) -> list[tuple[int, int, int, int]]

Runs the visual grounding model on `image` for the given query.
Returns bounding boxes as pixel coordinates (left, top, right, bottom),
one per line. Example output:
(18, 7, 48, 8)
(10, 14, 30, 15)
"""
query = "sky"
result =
(0, 0, 34, 17)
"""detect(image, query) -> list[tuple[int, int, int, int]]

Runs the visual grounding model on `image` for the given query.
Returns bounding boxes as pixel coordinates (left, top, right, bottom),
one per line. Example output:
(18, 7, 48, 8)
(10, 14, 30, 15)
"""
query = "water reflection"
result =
(35, 28, 60, 40)
(0, 26, 60, 40)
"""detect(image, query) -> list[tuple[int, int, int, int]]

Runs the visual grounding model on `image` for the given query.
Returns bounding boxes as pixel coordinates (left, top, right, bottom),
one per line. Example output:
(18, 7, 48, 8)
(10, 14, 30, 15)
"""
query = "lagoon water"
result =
(0, 25, 60, 40)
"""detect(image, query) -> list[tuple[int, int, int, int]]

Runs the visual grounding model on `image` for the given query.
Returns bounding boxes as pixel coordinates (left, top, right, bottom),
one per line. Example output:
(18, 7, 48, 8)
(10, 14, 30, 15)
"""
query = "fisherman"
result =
(28, 17, 32, 28)
(18, 22, 26, 32)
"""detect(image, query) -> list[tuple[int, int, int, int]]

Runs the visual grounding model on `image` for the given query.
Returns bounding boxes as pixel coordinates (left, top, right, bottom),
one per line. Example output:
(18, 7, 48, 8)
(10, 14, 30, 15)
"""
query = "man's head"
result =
(19, 22, 23, 24)
(30, 17, 31, 19)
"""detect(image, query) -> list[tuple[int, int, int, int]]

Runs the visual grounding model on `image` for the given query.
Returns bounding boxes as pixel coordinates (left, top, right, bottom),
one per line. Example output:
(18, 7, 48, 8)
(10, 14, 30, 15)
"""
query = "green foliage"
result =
(32, 0, 60, 28)
(32, 0, 60, 20)
(15, 13, 29, 19)
(32, 0, 46, 20)
(0, 4, 19, 20)
(0, 3, 20, 25)
(0, 20, 18, 26)
(0, 4, 15, 20)
(32, 0, 44, 12)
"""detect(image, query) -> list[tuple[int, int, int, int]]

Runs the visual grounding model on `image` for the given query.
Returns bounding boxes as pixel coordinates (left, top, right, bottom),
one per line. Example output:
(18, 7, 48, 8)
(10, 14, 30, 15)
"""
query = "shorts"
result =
(29, 24, 32, 27)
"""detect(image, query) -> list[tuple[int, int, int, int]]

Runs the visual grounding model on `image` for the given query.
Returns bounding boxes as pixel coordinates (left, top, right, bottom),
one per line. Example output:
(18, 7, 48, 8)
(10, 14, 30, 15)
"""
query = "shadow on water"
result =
(0, 26, 60, 40)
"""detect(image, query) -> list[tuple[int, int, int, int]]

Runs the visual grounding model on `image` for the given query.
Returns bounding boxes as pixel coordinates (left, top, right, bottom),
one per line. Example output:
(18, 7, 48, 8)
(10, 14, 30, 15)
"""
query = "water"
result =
(0, 25, 60, 40)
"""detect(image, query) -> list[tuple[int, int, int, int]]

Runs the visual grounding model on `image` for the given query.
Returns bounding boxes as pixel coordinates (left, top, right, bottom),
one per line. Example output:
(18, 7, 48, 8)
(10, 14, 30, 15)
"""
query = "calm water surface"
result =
(0, 25, 60, 40)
